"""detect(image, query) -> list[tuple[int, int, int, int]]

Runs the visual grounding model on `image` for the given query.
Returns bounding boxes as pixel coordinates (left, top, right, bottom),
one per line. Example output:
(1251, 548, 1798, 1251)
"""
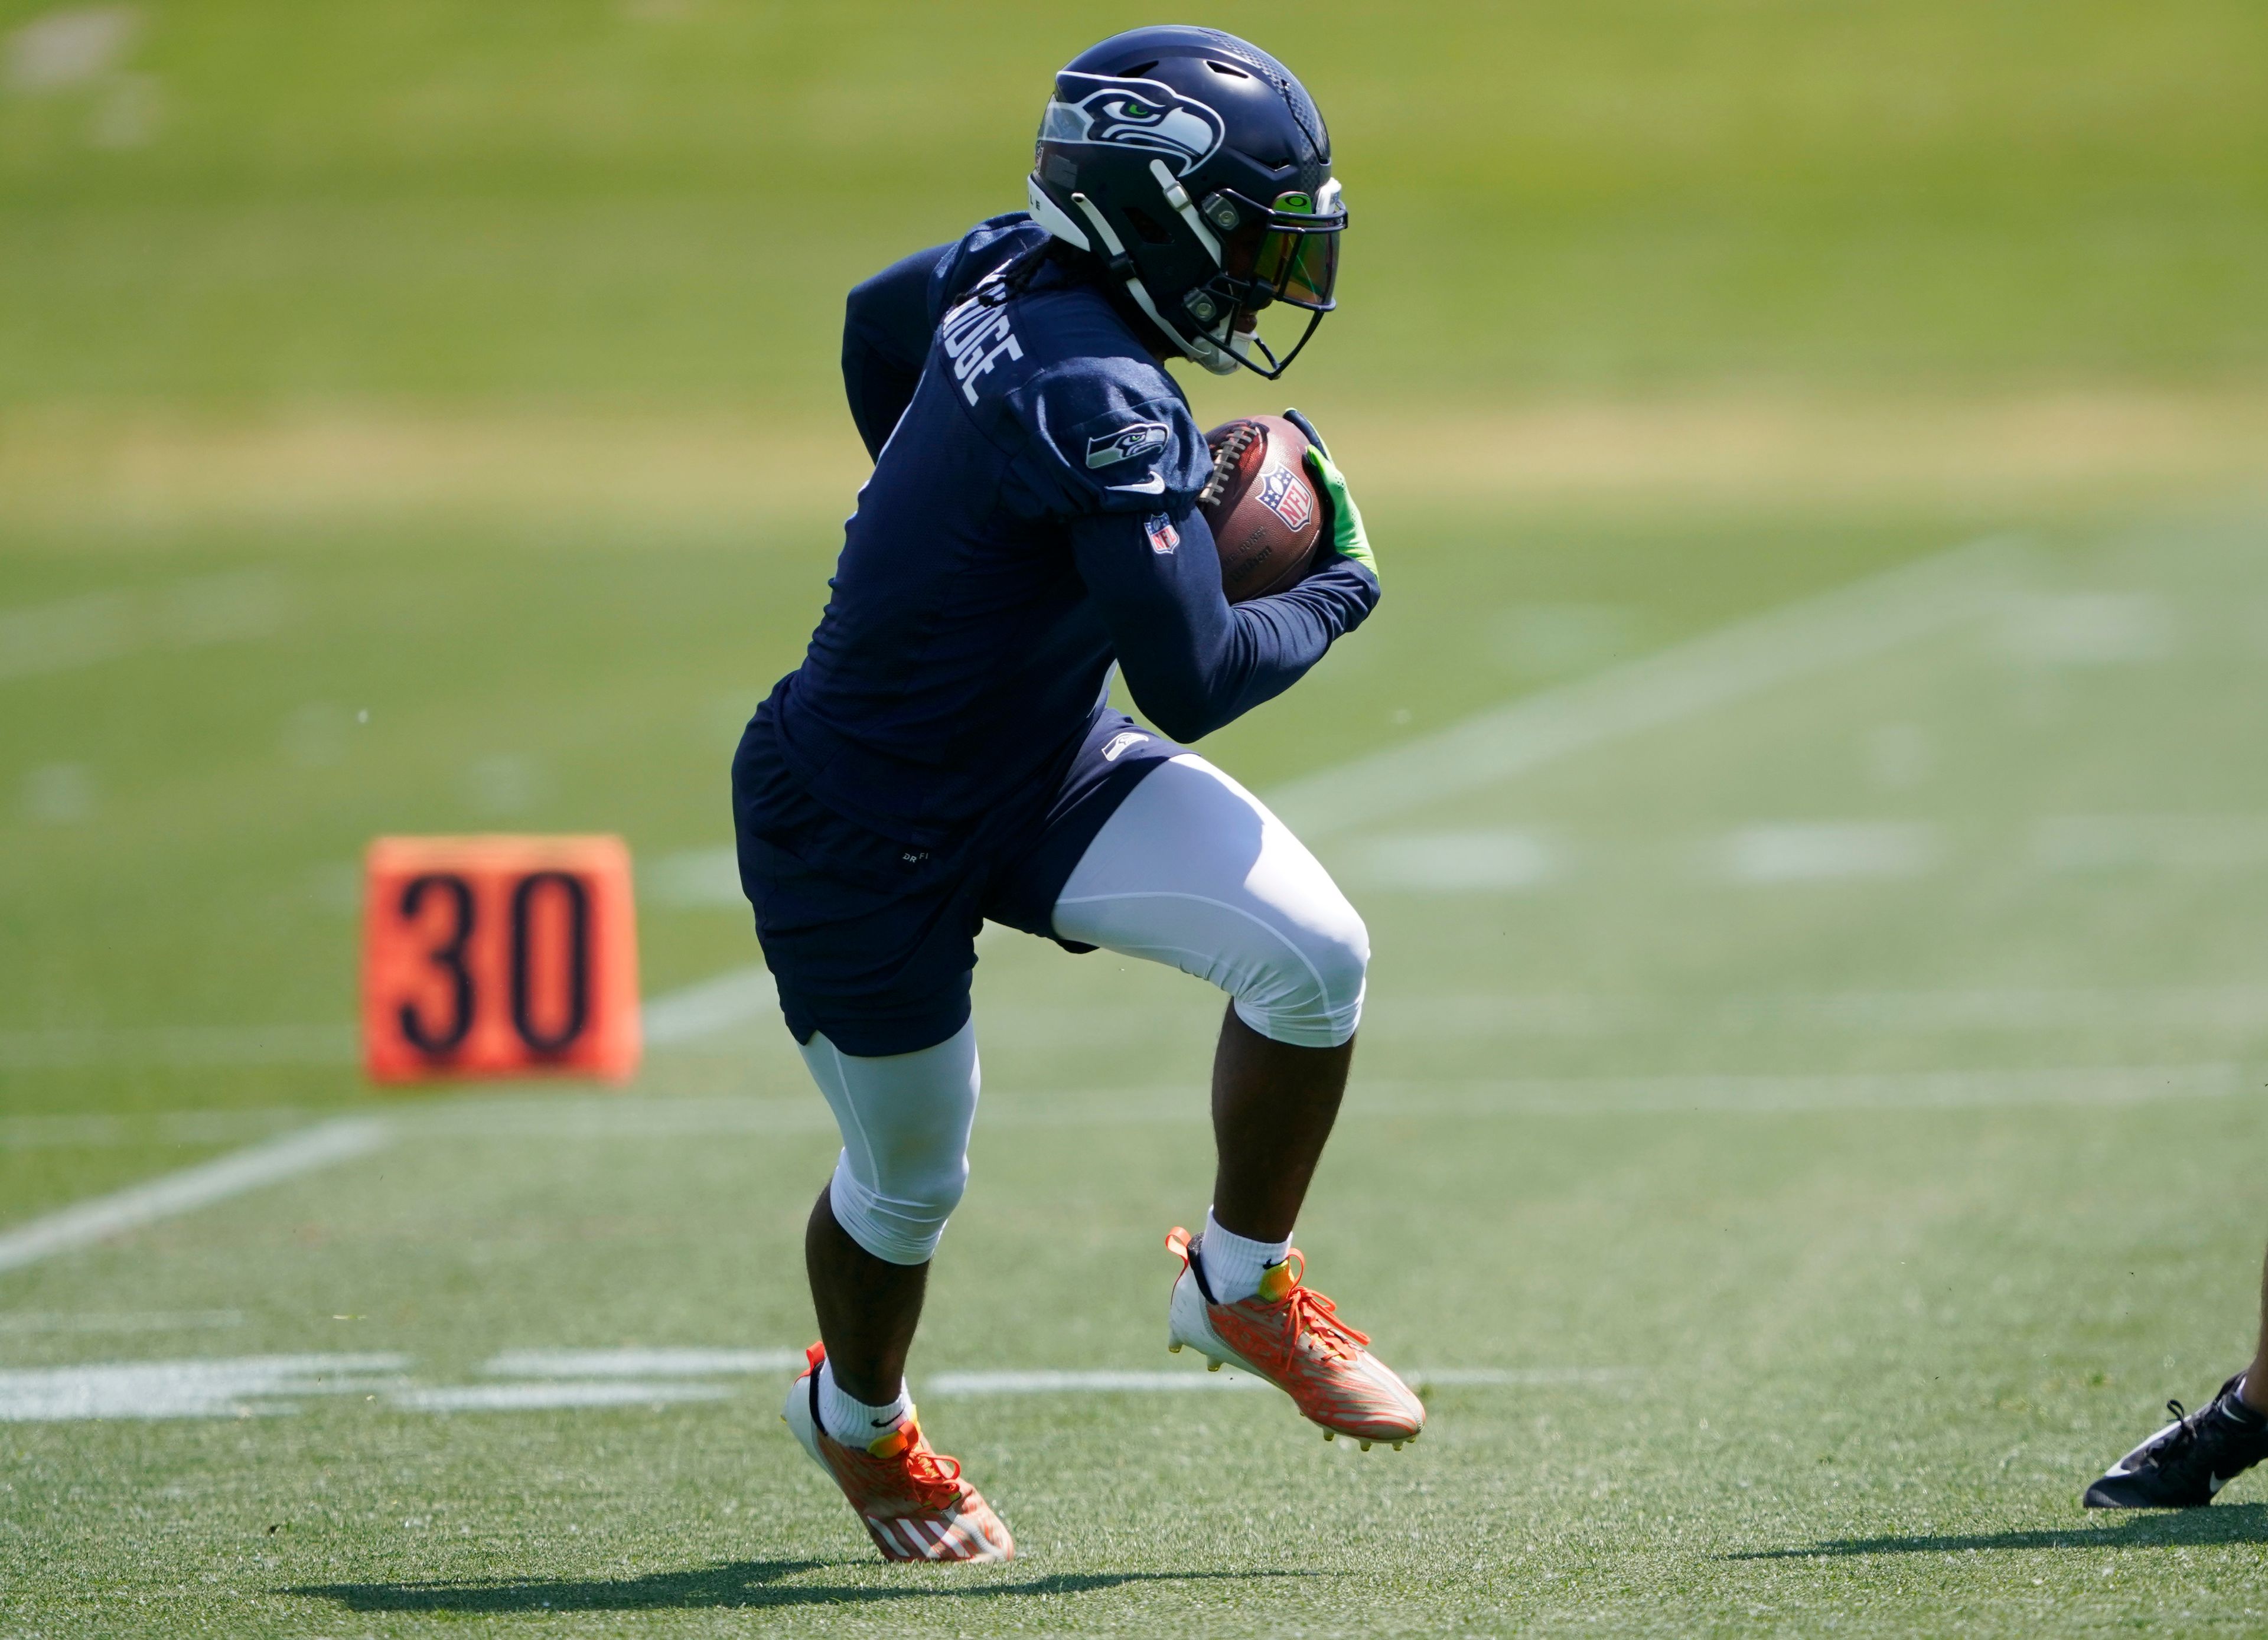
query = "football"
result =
(1198, 415, 1325, 602)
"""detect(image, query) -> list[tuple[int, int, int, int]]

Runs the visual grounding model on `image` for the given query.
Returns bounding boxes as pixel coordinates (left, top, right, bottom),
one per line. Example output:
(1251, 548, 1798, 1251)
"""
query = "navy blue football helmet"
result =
(1026, 26, 1344, 379)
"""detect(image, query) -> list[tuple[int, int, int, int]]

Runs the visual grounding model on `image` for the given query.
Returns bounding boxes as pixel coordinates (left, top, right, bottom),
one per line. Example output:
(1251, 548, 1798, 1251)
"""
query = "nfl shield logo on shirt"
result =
(1143, 513, 1180, 555)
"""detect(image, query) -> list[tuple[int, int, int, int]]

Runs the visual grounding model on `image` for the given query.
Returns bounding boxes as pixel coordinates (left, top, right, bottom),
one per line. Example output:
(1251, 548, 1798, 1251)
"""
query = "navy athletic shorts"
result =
(731, 709, 1184, 1057)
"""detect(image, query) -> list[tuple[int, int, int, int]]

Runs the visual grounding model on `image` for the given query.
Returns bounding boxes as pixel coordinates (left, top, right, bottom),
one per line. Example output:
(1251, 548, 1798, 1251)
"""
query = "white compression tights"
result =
(807, 753, 1367, 1266)
(1050, 754, 1369, 1049)
(803, 1022, 980, 1268)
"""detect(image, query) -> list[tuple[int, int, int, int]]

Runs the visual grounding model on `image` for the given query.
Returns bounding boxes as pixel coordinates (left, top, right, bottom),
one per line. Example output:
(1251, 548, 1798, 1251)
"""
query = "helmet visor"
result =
(1249, 185, 1342, 309)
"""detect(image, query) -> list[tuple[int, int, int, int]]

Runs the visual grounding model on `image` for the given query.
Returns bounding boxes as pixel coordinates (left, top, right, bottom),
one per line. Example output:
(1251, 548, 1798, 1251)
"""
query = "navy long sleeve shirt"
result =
(760, 213, 1378, 852)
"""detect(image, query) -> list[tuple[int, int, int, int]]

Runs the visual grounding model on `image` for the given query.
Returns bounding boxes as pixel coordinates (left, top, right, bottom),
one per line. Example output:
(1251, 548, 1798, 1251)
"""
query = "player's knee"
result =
(829, 1148, 967, 1266)
(803, 1025, 979, 1266)
(1236, 895, 1369, 1050)
(1317, 904, 1371, 1016)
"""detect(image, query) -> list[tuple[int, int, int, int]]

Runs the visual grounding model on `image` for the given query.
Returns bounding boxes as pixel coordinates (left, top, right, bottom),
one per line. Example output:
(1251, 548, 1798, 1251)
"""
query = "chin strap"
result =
(1068, 191, 1239, 376)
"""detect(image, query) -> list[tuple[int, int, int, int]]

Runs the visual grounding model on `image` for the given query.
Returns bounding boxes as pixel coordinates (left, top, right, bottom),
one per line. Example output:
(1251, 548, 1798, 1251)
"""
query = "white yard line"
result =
(0, 572, 288, 685)
(0, 1351, 1628, 1420)
(1358, 1062, 2245, 1117)
(921, 1365, 1643, 1396)
(0, 967, 761, 1070)
(0, 592, 133, 682)
(1741, 987, 2268, 1033)
(15, 974, 2262, 1154)
(390, 1381, 733, 1413)
(927, 1368, 1269, 1395)
(0, 1310, 242, 1336)
(482, 1347, 801, 1378)
(1, 1058, 2238, 1192)
(1718, 821, 1943, 883)
(1411, 1367, 1644, 1387)
(0, 1108, 318, 1151)
(346, 1061, 2253, 1147)
(643, 845, 744, 908)
(0, 1024, 354, 1071)
(641, 963, 774, 1046)
(1265, 536, 2027, 840)
(400, 1094, 833, 1142)
(373, 1061, 2255, 1142)
(995, 1064, 2247, 1122)
(1351, 829, 1563, 891)
(0, 1354, 407, 1421)
(1363, 986, 2268, 1039)
(0, 1117, 390, 1275)
(2033, 814, 2268, 872)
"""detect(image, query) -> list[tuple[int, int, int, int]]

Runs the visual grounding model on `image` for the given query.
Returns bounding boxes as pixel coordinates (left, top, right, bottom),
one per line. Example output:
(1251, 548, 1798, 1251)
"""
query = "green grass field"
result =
(10, 507, 2268, 1636)
(6, 1, 2268, 1634)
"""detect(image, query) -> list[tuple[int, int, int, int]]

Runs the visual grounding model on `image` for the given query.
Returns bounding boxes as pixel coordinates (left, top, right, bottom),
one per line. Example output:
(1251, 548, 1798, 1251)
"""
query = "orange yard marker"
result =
(361, 835, 640, 1084)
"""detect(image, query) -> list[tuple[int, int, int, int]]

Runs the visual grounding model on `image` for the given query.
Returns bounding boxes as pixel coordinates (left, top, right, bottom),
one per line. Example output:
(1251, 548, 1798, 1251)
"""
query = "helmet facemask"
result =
(1180, 178, 1343, 379)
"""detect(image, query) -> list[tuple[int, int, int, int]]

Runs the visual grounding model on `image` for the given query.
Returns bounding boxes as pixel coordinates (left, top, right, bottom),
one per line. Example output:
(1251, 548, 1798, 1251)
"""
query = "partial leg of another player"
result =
(2084, 1243, 2268, 1508)
(1052, 752, 1425, 1449)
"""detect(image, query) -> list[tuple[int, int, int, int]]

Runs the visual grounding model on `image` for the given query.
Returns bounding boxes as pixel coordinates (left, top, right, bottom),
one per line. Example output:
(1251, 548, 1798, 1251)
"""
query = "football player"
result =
(732, 27, 1416, 1562)
(2083, 1258, 2268, 1508)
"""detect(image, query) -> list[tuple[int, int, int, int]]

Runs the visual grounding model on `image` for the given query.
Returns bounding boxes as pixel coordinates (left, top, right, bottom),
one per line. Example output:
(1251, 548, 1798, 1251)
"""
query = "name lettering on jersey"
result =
(1143, 513, 1180, 556)
(1255, 459, 1315, 532)
(940, 295, 1025, 405)
(1086, 420, 1170, 469)
(1101, 730, 1152, 762)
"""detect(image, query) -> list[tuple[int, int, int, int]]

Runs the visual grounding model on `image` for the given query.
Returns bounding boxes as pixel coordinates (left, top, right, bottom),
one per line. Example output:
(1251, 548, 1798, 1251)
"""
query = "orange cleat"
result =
(782, 1343, 1014, 1562)
(1164, 1225, 1424, 1449)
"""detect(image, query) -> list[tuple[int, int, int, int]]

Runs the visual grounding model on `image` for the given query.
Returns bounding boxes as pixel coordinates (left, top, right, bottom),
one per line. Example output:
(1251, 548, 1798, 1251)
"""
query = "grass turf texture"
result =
(2, 0, 2264, 403)
(6, 0, 2268, 1632)
(7, 510, 2268, 1635)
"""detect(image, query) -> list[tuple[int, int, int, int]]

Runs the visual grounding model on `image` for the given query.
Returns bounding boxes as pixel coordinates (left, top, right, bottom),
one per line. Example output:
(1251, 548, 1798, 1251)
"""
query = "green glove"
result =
(1282, 407, 1375, 579)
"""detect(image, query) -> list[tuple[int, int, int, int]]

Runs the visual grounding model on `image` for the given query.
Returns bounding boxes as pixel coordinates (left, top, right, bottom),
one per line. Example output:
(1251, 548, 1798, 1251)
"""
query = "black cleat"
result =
(2084, 1373, 2268, 1508)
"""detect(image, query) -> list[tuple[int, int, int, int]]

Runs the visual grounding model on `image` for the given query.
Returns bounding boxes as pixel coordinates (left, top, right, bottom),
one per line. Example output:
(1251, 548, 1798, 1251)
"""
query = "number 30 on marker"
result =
(361, 835, 641, 1084)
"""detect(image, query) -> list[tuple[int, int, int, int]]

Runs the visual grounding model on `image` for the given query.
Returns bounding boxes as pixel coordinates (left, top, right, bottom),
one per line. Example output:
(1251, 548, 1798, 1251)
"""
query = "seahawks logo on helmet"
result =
(1040, 73, 1225, 174)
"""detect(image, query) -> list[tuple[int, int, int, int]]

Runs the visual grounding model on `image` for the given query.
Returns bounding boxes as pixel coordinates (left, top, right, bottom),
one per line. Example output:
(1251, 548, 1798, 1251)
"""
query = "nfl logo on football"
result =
(1256, 462, 1314, 532)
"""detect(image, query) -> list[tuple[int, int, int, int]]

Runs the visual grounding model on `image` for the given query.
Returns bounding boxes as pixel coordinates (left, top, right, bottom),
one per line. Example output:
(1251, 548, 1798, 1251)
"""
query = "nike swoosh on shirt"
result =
(1106, 472, 1167, 494)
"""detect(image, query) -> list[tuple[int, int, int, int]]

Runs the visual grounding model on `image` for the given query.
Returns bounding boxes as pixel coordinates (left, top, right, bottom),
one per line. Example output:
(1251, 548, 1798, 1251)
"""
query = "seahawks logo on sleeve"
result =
(1086, 420, 1171, 469)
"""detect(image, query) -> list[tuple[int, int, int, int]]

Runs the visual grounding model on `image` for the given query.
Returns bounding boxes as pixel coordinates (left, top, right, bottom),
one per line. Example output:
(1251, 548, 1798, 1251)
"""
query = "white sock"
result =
(817, 1359, 910, 1445)
(1200, 1207, 1292, 1303)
